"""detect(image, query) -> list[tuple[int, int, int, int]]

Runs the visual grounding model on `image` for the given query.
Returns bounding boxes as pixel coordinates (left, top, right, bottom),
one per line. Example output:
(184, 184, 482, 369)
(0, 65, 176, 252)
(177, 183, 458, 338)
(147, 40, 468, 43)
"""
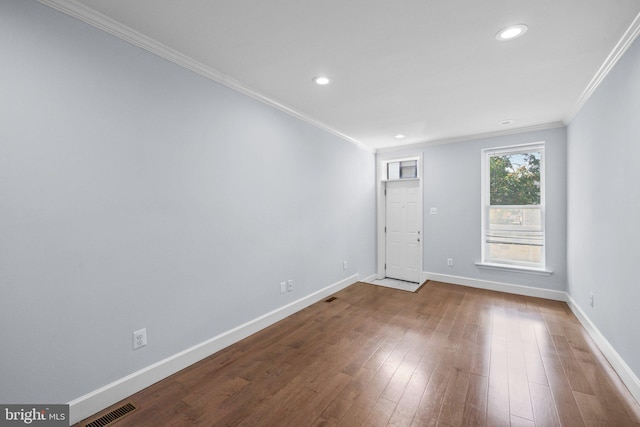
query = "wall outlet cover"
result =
(133, 328, 147, 350)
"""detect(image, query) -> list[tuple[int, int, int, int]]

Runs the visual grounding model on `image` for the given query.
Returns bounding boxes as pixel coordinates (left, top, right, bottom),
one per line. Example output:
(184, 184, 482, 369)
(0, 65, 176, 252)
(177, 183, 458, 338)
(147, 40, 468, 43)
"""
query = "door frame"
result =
(376, 152, 424, 281)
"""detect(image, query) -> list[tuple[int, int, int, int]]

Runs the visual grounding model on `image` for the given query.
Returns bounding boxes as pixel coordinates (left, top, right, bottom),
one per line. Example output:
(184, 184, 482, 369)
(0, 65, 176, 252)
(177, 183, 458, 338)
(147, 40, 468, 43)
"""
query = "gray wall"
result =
(0, 0, 375, 403)
(567, 36, 640, 378)
(381, 127, 568, 291)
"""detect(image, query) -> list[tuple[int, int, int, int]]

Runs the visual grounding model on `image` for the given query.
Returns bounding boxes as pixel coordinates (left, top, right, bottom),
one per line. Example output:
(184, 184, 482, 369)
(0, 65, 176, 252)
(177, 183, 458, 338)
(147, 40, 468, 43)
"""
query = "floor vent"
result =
(325, 296, 337, 302)
(83, 402, 137, 427)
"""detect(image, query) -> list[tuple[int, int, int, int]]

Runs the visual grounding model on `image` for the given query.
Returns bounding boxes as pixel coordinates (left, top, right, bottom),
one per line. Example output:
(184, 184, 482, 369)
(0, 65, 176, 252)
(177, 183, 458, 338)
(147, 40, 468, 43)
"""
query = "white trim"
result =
(423, 271, 566, 301)
(360, 273, 378, 283)
(34, 0, 640, 154)
(376, 153, 424, 281)
(566, 11, 640, 122)
(480, 142, 546, 270)
(565, 295, 640, 404)
(66, 270, 640, 424)
(376, 122, 564, 155)
(382, 177, 420, 183)
(422, 271, 640, 405)
(377, 8, 640, 154)
(67, 274, 359, 425)
(36, 0, 374, 154)
(475, 262, 553, 276)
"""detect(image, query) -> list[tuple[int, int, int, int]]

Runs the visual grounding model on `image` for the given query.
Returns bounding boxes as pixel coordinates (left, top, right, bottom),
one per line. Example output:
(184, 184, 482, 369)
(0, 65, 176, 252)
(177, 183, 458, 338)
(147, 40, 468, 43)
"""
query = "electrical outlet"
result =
(280, 281, 287, 294)
(590, 292, 594, 308)
(447, 258, 454, 267)
(343, 260, 348, 270)
(430, 207, 438, 215)
(133, 328, 147, 350)
(287, 280, 293, 292)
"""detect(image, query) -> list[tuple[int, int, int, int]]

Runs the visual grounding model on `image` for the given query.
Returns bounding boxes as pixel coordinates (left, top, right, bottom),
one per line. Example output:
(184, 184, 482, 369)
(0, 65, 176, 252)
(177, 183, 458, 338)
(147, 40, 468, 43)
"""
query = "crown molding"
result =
(376, 121, 565, 155)
(37, 0, 374, 154)
(566, 11, 640, 122)
(37, 0, 639, 155)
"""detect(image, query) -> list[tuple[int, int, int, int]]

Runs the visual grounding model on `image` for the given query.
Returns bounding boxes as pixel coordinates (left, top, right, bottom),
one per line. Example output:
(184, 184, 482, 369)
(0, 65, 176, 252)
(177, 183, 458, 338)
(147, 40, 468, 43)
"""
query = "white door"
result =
(385, 180, 421, 283)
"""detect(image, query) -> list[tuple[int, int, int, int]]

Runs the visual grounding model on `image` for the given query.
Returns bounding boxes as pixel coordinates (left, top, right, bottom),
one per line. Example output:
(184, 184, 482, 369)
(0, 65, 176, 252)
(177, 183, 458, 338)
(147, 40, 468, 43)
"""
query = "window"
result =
(385, 159, 418, 180)
(481, 143, 545, 269)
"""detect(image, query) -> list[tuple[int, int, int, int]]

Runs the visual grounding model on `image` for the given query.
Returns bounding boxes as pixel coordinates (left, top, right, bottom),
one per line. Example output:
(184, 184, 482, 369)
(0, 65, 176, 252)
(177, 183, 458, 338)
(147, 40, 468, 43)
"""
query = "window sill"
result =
(475, 262, 553, 276)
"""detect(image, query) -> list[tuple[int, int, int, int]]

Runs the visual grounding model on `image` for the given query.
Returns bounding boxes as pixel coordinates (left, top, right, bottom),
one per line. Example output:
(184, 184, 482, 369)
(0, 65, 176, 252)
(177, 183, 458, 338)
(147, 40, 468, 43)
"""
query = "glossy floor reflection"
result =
(77, 281, 640, 426)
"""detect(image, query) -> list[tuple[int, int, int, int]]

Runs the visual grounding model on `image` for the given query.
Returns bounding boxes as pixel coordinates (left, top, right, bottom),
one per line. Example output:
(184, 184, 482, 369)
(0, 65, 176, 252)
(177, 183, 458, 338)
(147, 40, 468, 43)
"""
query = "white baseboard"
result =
(423, 271, 640, 405)
(360, 273, 378, 283)
(68, 274, 359, 425)
(422, 271, 567, 301)
(565, 295, 640, 404)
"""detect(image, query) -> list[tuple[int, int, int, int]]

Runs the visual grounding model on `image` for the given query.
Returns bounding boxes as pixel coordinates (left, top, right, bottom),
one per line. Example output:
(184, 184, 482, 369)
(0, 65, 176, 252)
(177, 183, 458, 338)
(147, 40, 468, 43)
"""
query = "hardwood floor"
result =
(77, 281, 640, 426)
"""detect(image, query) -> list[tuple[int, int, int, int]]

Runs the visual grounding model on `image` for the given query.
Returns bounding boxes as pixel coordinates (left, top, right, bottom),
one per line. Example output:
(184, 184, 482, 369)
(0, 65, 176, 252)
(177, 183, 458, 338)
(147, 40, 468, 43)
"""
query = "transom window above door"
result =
(383, 158, 419, 181)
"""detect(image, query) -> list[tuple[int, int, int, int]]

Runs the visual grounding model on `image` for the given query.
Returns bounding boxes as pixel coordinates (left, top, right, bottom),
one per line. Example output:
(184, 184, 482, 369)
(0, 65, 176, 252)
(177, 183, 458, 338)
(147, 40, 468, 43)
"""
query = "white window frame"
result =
(479, 142, 550, 274)
(381, 156, 420, 181)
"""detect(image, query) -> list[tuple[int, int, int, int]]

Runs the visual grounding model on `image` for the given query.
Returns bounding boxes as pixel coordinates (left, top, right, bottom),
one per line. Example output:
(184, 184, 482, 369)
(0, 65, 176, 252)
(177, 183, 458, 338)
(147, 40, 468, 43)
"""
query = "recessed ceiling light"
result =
(395, 134, 406, 139)
(499, 119, 514, 125)
(496, 24, 528, 41)
(313, 76, 331, 85)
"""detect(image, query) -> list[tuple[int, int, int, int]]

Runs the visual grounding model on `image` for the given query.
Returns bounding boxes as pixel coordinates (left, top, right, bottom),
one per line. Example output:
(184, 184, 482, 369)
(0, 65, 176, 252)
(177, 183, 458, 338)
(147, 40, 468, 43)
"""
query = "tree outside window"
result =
(483, 144, 545, 268)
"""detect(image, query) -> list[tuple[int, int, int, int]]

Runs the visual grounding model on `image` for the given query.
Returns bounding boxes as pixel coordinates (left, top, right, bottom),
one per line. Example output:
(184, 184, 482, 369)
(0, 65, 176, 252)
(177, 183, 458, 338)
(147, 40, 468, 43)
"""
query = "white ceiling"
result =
(43, 0, 640, 151)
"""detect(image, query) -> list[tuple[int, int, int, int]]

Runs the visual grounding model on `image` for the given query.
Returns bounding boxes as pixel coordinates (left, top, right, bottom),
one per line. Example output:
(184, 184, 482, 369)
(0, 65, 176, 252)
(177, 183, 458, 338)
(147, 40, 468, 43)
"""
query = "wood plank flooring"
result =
(77, 281, 640, 426)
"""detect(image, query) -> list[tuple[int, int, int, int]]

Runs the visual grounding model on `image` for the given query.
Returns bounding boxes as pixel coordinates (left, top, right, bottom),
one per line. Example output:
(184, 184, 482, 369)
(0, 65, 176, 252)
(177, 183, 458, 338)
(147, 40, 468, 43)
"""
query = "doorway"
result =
(376, 155, 423, 283)
(385, 180, 421, 282)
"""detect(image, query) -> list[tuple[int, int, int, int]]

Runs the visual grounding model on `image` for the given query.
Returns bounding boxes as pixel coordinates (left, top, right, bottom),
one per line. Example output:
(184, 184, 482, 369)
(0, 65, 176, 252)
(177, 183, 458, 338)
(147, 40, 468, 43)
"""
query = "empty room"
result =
(2, 0, 640, 426)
